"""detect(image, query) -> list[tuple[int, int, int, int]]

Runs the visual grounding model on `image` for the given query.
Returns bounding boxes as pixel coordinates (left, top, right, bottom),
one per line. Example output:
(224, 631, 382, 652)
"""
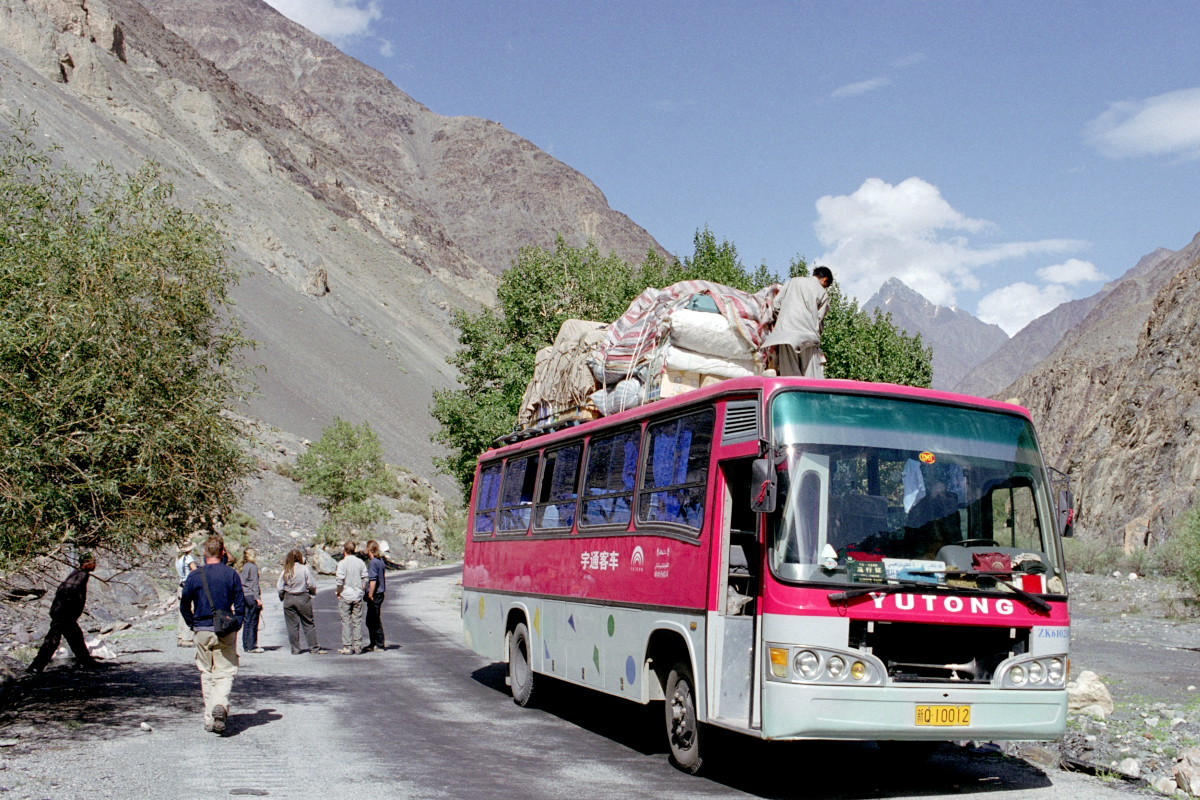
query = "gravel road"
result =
(0, 567, 1176, 799)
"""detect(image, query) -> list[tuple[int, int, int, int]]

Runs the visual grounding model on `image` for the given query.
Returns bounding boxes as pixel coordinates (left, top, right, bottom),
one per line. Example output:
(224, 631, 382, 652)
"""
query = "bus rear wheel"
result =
(508, 621, 537, 707)
(664, 661, 702, 773)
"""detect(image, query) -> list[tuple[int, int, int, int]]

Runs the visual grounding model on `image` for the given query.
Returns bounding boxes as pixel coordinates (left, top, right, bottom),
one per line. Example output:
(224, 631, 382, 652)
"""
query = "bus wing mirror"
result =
(1058, 488, 1075, 537)
(751, 458, 777, 514)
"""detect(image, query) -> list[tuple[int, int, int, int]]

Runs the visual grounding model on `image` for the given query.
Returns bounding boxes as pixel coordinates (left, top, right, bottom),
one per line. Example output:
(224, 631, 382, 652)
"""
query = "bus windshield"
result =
(767, 390, 1065, 589)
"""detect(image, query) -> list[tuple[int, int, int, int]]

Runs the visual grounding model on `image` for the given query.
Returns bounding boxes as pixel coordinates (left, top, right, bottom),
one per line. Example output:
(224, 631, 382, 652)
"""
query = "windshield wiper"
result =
(974, 574, 1052, 614)
(827, 572, 1052, 614)
(827, 579, 938, 603)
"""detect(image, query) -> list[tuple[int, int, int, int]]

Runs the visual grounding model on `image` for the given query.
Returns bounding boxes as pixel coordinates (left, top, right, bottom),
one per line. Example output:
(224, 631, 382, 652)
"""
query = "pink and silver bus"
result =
(462, 376, 1070, 772)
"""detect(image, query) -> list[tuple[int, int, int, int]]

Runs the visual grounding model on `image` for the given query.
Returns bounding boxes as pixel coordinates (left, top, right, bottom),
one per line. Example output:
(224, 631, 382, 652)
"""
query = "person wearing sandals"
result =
(277, 548, 326, 654)
(239, 548, 264, 653)
(334, 541, 368, 654)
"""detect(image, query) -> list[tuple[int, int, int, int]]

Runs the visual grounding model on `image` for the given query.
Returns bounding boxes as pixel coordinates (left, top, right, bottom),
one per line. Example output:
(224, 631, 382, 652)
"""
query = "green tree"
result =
(294, 418, 393, 542)
(432, 234, 930, 499)
(0, 120, 254, 569)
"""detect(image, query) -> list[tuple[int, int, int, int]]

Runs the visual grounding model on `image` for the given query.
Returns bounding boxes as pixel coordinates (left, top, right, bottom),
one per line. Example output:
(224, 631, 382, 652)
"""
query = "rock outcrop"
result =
(955, 248, 1175, 398)
(1005, 234, 1200, 541)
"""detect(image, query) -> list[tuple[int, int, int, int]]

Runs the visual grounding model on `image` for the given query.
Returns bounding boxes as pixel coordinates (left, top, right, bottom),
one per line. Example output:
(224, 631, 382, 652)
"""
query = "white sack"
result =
(663, 346, 757, 379)
(667, 308, 755, 360)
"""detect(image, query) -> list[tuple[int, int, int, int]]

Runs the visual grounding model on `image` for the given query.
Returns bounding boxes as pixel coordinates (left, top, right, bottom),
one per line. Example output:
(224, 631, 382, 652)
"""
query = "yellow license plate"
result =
(915, 704, 971, 726)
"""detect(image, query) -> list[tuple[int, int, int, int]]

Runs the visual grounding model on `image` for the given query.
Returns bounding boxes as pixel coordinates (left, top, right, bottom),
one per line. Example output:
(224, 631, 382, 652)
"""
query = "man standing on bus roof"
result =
(762, 266, 833, 378)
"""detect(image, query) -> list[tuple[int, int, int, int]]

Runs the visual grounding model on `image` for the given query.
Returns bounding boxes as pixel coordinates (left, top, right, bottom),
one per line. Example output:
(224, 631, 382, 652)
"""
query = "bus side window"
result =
(498, 454, 539, 533)
(536, 443, 581, 531)
(638, 409, 714, 532)
(582, 428, 640, 528)
(473, 462, 502, 535)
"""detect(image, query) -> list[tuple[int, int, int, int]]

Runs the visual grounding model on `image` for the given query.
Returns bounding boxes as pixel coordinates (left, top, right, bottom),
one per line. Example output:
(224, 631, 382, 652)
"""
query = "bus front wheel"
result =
(665, 662, 702, 773)
(508, 621, 537, 707)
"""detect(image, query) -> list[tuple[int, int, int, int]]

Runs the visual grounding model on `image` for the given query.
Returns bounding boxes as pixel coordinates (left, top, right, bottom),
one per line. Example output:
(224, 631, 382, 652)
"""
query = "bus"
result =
(461, 376, 1071, 772)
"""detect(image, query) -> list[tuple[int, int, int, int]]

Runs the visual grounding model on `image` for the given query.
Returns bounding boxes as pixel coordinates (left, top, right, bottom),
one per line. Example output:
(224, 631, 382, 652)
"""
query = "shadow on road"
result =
(0, 660, 327, 751)
(471, 662, 1054, 799)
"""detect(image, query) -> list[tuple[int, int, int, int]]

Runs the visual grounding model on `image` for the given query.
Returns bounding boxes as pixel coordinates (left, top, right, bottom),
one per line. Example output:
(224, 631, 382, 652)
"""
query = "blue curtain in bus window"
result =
(639, 410, 714, 531)
(474, 463, 502, 534)
(499, 455, 538, 533)
(582, 429, 639, 527)
(537, 443, 581, 530)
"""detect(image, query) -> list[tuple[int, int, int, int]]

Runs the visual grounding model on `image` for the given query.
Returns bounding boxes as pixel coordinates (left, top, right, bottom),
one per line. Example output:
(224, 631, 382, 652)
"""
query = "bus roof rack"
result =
(493, 409, 594, 448)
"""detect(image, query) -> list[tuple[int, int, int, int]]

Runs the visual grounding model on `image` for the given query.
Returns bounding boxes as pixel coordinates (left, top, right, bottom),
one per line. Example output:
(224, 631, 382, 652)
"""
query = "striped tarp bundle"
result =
(598, 279, 781, 380)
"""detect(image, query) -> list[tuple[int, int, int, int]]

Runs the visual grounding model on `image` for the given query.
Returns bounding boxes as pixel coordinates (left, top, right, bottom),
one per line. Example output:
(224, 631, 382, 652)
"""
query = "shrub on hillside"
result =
(1162, 508, 1200, 597)
(293, 418, 391, 544)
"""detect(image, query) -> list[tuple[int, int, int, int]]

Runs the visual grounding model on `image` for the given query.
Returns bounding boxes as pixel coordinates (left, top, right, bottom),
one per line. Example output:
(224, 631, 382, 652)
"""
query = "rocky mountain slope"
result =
(1005, 234, 1200, 541)
(138, 0, 667, 277)
(956, 248, 1176, 398)
(863, 278, 1009, 391)
(0, 0, 666, 495)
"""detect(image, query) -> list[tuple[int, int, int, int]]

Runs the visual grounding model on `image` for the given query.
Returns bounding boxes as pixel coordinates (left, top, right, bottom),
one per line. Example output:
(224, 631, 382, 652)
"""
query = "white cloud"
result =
(814, 177, 1082, 307)
(976, 282, 1073, 336)
(1035, 258, 1106, 286)
(832, 53, 924, 100)
(831, 77, 891, 99)
(1086, 87, 1200, 160)
(262, 0, 380, 41)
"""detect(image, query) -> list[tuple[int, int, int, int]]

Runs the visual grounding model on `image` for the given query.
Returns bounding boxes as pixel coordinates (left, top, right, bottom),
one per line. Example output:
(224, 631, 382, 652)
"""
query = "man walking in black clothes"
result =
(27, 553, 101, 673)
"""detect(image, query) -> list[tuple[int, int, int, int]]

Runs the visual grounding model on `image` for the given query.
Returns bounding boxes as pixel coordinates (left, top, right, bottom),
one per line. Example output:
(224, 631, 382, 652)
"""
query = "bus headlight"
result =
(794, 650, 820, 679)
(826, 655, 846, 679)
(999, 654, 1067, 689)
(767, 644, 884, 686)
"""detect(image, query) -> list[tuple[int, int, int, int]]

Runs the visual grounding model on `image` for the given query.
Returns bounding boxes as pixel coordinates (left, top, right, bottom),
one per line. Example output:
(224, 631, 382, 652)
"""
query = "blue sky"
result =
(263, 1, 1200, 336)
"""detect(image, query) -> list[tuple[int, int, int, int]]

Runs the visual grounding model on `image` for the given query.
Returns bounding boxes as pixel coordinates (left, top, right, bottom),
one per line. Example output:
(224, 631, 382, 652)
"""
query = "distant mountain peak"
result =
(864, 278, 1007, 391)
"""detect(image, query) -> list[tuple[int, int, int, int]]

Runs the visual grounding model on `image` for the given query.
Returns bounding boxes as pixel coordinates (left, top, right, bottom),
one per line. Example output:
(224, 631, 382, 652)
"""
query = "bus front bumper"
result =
(760, 682, 1067, 741)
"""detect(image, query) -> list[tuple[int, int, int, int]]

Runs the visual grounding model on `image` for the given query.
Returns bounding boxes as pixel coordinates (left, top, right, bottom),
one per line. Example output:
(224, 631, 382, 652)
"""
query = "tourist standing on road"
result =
(363, 540, 387, 652)
(175, 542, 197, 647)
(277, 548, 326, 655)
(239, 548, 264, 653)
(180, 536, 245, 734)
(27, 552, 102, 674)
(334, 541, 368, 654)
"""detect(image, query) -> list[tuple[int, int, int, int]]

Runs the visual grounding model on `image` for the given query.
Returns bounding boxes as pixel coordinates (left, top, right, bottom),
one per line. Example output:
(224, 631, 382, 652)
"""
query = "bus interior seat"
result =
(729, 543, 749, 575)
(835, 494, 888, 549)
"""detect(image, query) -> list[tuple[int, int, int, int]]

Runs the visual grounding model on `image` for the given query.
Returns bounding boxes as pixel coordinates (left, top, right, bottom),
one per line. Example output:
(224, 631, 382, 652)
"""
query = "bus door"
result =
(709, 458, 760, 729)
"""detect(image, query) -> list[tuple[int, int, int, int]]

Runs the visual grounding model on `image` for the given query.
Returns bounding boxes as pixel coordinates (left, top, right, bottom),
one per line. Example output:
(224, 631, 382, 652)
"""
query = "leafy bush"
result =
(222, 509, 259, 549)
(1062, 537, 1123, 575)
(294, 418, 392, 543)
(437, 504, 468, 559)
(1162, 508, 1200, 596)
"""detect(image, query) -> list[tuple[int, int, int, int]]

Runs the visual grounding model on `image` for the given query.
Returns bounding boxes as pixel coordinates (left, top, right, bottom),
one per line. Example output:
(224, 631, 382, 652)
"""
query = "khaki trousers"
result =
(194, 630, 239, 725)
